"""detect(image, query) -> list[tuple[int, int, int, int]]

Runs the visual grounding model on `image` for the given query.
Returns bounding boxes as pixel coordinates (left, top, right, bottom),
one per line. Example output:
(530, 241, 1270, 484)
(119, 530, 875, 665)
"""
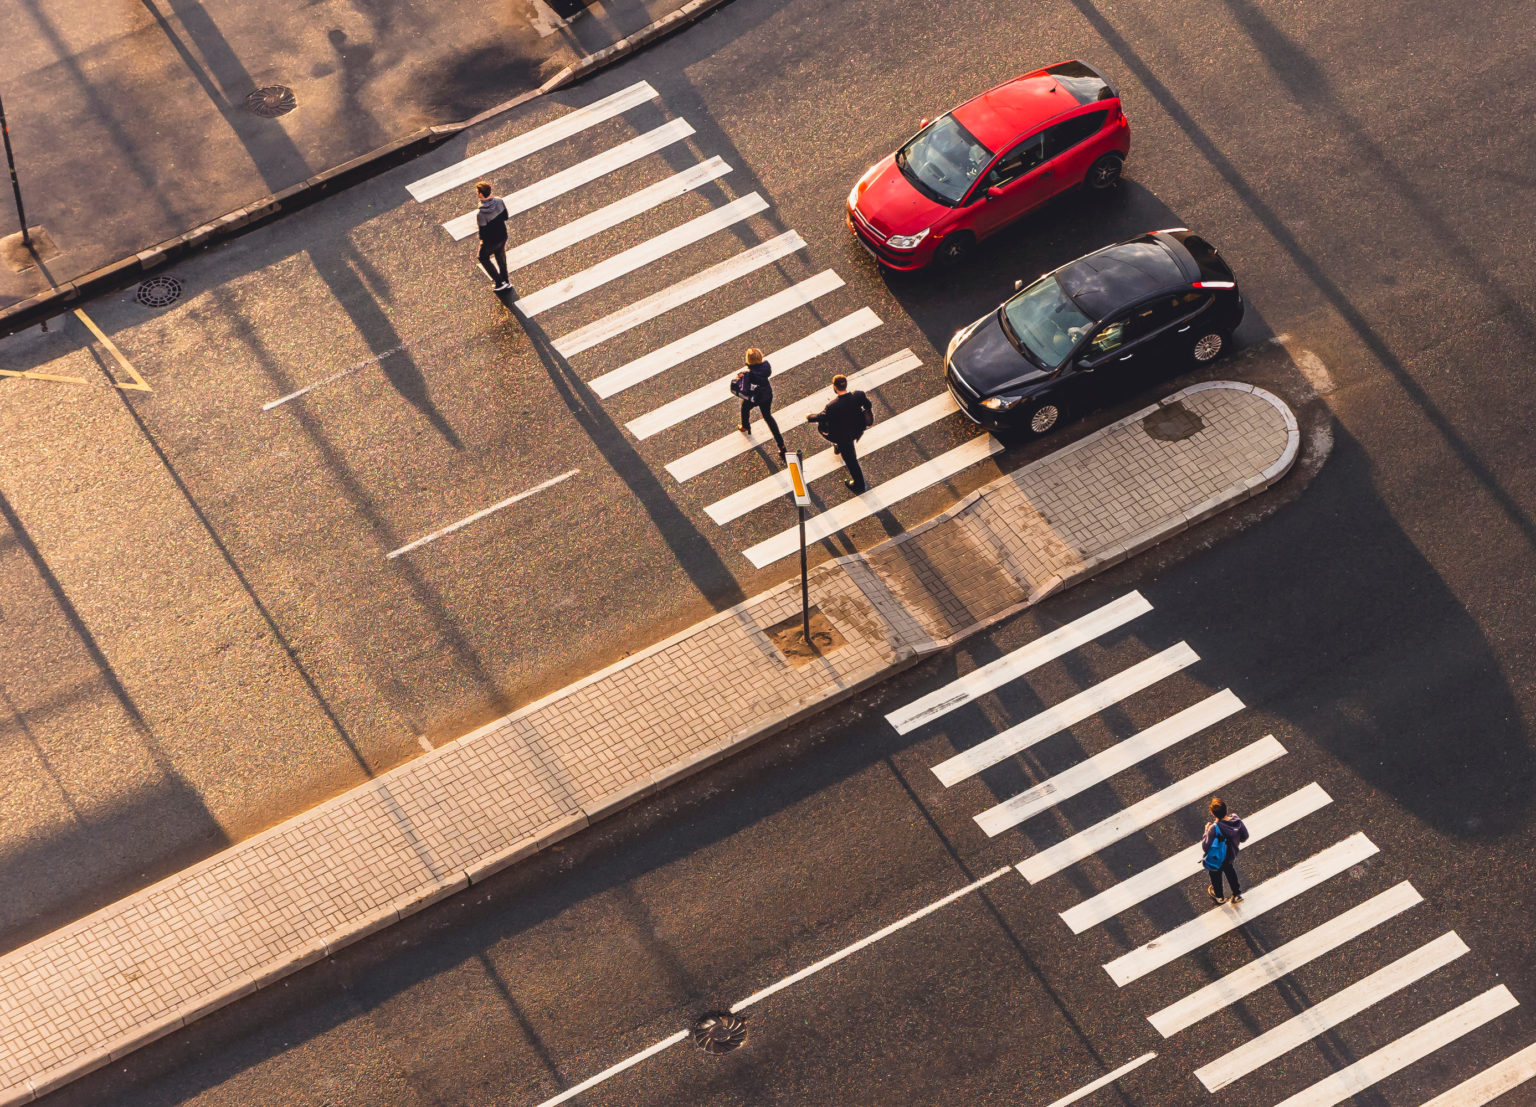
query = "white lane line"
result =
(1274, 986, 1519, 1107)
(555, 231, 806, 357)
(706, 391, 958, 525)
(743, 434, 1005, 568)
(510, 157, 731, 271)
(385, 470, 579, 559)
(515, 192, 767, 316)
(1147, 879, 1421, 1036)
(589, 270, 844, 398)
(1418, 1040, 1536, 1106)
(1103, 832, 1378, 986)
(1043, 1052, 1159, 1107)
(730, 867, 1011, 1013)
(885, 592, 1154, 735)
(976, 690, 1243, 836)
(1196, 931, 1470, 1091)
(407, 81, 658, 202)
(262, 322, 454, 410)
(1018, 736, 1287, 885)
(444, 118, 696, 239)
(531, 1028, 689, 1107)
(628, 309, 881, 440)
(931, 643, 1200, 789)
(666, 349, 919, 481)
(1062, 783, 1333, 934)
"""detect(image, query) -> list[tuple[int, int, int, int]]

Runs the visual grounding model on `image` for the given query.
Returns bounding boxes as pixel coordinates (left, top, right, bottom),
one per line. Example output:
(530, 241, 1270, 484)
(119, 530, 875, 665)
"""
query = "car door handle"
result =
(1176, 325, 1191, 332)
(1118, 353, 1134, 360)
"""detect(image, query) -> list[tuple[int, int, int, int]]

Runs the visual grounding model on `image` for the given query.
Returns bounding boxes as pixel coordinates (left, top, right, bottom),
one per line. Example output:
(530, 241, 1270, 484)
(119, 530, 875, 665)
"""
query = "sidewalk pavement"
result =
(0, 382, 1297, 1104)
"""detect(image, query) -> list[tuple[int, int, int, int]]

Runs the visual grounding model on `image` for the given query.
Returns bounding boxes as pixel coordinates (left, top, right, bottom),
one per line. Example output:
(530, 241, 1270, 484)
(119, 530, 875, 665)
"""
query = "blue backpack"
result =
(1203, 824, 1230, 871)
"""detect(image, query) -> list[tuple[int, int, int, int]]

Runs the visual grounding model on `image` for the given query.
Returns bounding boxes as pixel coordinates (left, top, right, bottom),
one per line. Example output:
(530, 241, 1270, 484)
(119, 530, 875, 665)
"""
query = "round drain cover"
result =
(135, 275, 183, 308)
(691, 1012, 747, 1054)
(246, 86, 297, 117)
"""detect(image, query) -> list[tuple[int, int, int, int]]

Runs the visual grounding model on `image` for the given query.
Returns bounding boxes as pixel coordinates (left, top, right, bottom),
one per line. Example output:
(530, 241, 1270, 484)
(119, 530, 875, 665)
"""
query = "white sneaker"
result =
(493, 282, 512, 292)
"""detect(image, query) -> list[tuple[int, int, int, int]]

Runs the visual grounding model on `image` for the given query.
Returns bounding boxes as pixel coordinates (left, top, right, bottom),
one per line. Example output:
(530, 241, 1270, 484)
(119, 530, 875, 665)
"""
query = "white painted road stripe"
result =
(666, 349, 919, 481)
(1061, 782, 1333, 934)
(386, 470, 579, 559)
(1148, 879, 1422, 1036)
(1418, 1040, 1536, 1106)
(742, 434, 1005, 568)
(706, 391, 958, 525)
(515, 192, 767, 316)
(1273, 986, 1519, 1107)
(1043, 1053, 1158, 1107)
(408, 81, 657, 201)
(885, 592, 1154, 735)
(1018, 736, 1287, 885)
(444, 118, 696, 239)
(627, 309, 881, 440)
(1103, 832, 1379, 986)
(932, 643, 1200, 789)
(555, 231, 806, 357)
(531, 1028, 689, 1107)
(729, 867, 1011, 1013)
(975, 690, 1243, 836)
(510, 157, 731, 271)
(263, 322, 453, 410)
(1196, 931, 1469, 1091)
(589, 270, 844, 398)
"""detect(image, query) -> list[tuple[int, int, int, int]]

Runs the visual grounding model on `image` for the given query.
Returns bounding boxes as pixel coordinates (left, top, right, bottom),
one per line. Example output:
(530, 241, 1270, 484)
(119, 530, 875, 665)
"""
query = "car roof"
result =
(1056, 235, 1189, 319)
(951, 73, 1076, 151)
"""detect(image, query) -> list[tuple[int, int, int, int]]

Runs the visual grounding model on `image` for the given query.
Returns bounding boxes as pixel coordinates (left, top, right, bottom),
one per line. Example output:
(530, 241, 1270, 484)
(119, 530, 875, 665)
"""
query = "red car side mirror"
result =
(987, 185, 1004, 199)
(919, 117, 930, 128)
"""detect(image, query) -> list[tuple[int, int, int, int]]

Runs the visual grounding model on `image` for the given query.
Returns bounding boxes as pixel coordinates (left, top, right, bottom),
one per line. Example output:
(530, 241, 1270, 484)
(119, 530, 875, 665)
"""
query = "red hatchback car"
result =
(847, 61, 1130, 270)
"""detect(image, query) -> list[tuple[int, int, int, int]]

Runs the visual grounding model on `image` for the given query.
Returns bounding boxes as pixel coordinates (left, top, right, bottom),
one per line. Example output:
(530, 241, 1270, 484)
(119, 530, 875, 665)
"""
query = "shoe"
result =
(737, 425, 751, 434)
(845, 479, 867, 493)
(1207, 888, 1226, 905)
(493, 282, 512, 292)
(777, 449, 787, 462)
(1229, 893, 1243, 904)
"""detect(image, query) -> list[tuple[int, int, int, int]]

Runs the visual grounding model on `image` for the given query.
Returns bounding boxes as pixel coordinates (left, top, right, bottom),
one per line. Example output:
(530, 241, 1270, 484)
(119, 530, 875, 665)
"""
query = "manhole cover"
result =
(135, 275, 183, 308)
(1142, 400, 1206, 442)
(246, 85, 297, 117)
(691, 1012, 747, 1054)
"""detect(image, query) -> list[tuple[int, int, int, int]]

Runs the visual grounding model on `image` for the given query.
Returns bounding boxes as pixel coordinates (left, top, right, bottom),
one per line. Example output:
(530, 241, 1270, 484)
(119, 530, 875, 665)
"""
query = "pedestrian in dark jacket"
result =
(807, 373, 873, 492)
(1201, 796, 1250, 904)
(731, 347, 787, 459)
(474, 181, 511, 291)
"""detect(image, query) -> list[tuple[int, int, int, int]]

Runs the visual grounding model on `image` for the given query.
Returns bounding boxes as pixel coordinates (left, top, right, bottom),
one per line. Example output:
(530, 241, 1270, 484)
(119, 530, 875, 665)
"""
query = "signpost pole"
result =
(784, 451, 813, 651)
(0, 92, 31, 250)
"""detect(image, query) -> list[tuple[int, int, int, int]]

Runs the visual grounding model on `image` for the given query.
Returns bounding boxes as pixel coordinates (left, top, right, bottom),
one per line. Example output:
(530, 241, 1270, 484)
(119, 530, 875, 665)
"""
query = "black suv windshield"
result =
(1001, 274, 1094, 368)
(897, 114, 993, 206)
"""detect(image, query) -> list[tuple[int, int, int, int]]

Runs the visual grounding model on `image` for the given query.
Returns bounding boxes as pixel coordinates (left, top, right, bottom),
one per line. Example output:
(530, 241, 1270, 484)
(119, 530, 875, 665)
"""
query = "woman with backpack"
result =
(731, 348, 787, 461)
(1202, 796, 1250, 905)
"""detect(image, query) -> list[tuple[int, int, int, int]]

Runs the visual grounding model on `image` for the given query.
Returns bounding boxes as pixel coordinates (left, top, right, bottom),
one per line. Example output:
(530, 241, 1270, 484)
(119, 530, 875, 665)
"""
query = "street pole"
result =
(0, 91, 30, 251)
(784, 452, 813, 650)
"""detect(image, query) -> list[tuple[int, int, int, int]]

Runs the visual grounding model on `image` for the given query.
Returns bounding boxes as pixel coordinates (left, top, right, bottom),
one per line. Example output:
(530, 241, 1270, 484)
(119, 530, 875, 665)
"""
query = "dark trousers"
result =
(1208, 857, 1241, 898)
(741, 398, 787, 453)
(834, 437, 866, 491)
(479, 240, 508, 285)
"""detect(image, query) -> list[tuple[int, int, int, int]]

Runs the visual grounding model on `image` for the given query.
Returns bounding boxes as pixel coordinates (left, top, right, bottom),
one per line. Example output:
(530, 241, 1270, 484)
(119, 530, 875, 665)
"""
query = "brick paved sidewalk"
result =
(0, 382, 1297, 1104)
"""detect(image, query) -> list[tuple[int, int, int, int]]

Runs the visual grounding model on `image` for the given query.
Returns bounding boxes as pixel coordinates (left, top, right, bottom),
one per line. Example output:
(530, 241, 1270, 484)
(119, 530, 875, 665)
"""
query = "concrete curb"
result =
(0, 0, 739, 340)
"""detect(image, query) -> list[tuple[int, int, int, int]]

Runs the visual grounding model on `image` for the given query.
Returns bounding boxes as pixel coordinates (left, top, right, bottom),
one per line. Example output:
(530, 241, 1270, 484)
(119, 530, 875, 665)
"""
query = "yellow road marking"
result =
(0, 368, 88, 384)
(73, 308, 153, 392)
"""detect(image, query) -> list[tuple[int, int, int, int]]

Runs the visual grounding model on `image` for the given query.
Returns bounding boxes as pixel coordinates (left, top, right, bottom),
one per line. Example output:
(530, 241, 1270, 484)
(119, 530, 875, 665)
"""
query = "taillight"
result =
(1193, 280, 1235, 289)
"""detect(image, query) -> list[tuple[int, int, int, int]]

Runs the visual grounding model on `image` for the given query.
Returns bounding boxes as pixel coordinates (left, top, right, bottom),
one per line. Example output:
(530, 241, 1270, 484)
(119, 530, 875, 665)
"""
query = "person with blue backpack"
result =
(1202, 796, 1250, 905)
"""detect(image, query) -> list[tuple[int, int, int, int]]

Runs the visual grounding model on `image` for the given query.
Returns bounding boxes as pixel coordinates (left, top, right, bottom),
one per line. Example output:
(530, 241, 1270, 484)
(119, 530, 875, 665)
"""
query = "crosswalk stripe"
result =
(1273, 986, 1518, 1107)
(974, 690, 1243, 836)
(1044, 1053, 1159, 1107)
(406, 81, 658, 201)
(1017, 736, 1287, 885)
(510, 157, 731, 272)
(1195, 931, 1469, 1091)
(1418, 1040, 1536, 1106)
(1102, 831, 1378, 986)
(884, 592, 1154, 735)
(931, 643, 1200, 789)
(626, 309, 881, 440)
(555, 231, 807, 357)
(665, 349, 919, 481)
(742, 434, 1005, 568)
(706, 392, 958, 525)
(1147, 879, 1422, 1036)
(444, 118, 697, 240)
(515, 192, 768, 316)
(589, 270, 844, 398)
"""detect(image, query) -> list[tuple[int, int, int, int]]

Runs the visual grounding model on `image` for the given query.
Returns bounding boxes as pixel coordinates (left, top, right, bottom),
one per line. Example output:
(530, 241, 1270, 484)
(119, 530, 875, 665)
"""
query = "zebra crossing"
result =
(403, 79, 1003, 568)
(885, 591, 1536, 1104)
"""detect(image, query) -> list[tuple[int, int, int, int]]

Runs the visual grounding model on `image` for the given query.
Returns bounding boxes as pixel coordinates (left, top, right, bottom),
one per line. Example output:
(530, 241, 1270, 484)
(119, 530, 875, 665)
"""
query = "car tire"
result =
(934, 232, 974, 267)
(1025, 400, 1064, 435)
(1084, 154, 1124, 192)
(1190, 330, 1229, 363)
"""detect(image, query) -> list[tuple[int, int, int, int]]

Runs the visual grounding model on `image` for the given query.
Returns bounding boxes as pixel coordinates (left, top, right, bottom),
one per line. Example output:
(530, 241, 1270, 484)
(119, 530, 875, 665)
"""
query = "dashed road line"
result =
(386, 469, 579, 559)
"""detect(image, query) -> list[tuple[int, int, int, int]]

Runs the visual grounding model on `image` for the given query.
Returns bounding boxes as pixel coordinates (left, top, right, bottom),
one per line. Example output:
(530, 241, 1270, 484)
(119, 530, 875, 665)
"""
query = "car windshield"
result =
(1000, 275, 1094, 368)
(897, 114, 993, 205)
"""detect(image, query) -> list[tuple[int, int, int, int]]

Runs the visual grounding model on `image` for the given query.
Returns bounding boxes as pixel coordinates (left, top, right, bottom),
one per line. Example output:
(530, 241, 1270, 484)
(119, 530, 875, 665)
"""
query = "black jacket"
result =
(811, 390, 872, 442)
(739, 360, 773, 404)
(477, 197, 509, 246)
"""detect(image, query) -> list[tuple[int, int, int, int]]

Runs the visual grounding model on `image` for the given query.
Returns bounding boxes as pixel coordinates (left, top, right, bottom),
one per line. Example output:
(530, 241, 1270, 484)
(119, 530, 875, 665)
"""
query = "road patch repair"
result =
(0, 381, 1297, 1104)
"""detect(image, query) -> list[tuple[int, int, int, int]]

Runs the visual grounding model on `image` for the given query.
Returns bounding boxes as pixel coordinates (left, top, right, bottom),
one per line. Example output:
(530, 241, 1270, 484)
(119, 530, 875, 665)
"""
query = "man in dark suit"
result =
(807, 374, 874, 493)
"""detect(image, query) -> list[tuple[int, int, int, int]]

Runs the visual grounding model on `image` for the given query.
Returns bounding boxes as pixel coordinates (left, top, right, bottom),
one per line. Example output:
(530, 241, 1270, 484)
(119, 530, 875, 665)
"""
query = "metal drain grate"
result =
(135, 276, 183, 308)
(691, 1012, 747, 1054)
(246, 85, 297, 117)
